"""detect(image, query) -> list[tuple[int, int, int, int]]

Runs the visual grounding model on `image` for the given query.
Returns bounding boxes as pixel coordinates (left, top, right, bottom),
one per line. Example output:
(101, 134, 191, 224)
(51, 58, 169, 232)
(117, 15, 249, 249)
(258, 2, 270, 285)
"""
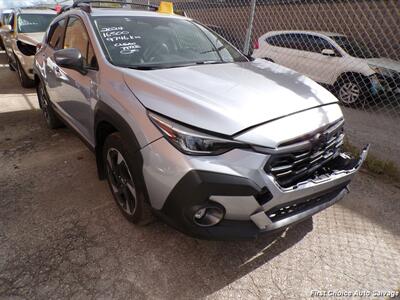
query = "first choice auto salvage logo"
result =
(310, 289, 399, 298)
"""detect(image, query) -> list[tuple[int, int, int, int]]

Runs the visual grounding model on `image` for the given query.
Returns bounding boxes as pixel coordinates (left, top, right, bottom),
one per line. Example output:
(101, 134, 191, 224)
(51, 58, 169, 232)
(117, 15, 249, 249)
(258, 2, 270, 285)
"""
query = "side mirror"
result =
(321, 49, 336, 57)
(54, 48, 87, 75)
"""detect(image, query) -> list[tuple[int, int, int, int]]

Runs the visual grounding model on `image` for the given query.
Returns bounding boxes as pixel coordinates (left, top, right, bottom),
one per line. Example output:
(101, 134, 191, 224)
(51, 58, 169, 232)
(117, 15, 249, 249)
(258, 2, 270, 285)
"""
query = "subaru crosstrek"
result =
(33, 1, 369, 239)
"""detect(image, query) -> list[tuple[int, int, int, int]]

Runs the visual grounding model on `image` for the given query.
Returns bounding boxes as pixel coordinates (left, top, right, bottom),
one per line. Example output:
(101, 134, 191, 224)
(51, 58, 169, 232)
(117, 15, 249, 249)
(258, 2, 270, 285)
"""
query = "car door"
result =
(294, 34, 342, 84)
(43, 17, 67, 101)
(265, 33, 307, 74)
(50, 15, 98, 144)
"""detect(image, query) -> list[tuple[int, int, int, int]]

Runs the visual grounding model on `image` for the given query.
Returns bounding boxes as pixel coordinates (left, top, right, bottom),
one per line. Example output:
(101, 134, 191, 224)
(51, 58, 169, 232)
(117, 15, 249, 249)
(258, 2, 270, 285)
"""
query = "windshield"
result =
(332, 36, 378, 59)
(92, 16, 247, 69)
(17, 14, 55, 33)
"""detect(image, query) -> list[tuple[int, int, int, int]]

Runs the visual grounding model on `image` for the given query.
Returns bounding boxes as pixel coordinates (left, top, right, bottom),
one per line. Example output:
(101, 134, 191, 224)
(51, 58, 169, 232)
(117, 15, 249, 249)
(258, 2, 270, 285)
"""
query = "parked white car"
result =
(253, 30, 400, 105)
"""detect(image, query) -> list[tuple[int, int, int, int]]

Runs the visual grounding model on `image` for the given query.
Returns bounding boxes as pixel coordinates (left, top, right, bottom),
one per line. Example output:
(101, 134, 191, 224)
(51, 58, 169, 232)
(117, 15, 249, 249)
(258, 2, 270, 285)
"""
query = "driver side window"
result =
(64, 16, 98, 69)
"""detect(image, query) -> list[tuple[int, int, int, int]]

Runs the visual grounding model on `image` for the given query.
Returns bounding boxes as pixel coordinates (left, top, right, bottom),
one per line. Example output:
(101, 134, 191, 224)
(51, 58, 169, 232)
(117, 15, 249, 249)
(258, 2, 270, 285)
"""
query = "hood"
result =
(17, 32, 44, 46)
(365, 57, 400, 73)
(123, 59, 338, 135)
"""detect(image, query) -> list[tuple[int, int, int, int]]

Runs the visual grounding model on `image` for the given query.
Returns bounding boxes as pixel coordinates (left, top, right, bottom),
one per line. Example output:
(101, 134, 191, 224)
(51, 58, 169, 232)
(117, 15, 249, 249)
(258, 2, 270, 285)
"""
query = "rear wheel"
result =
(103, 132, 153, 225)
(37, 80, 63, 129)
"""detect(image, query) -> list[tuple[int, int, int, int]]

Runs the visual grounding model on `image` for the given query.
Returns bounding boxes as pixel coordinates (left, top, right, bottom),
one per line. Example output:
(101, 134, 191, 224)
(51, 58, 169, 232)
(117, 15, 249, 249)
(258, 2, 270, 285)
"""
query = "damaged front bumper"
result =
(250, 144, 370, 232)
(151, 134, 369, 239)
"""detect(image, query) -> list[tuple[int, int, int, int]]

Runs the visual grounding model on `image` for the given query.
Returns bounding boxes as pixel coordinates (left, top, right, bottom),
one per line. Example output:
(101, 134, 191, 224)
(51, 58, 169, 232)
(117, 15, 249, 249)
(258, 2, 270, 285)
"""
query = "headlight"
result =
(368, 64, 395, 76)
(148, 112, 248, 155)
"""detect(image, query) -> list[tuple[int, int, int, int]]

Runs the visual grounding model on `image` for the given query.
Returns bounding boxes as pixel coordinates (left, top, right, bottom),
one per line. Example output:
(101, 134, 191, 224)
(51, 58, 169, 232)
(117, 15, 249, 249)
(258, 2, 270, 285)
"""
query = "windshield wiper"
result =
(200, 46, 226, 54)
(126, 65, 162, 70)
(123, 61, 225, 70)
(195, 60, 225, 65)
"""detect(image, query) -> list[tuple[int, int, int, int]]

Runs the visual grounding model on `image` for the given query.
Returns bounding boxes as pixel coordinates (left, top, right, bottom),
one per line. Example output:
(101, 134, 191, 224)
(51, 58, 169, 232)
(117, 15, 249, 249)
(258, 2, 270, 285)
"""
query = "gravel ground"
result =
(0, 51, 399, 299)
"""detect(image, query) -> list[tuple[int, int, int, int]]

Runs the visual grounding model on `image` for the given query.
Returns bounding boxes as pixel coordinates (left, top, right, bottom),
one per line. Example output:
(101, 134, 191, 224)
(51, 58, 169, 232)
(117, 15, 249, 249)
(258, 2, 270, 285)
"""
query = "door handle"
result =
(54, 67, 62, 78)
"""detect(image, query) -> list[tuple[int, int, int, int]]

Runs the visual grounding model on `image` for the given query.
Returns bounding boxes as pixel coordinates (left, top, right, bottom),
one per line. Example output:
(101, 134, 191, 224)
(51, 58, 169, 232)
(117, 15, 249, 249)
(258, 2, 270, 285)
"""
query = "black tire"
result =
(15, 55, 35, 88)
(36, 80, 64, 129)
(103, 132, 153, 225)
(7, 54, 15, 71)
(334, 76, 368, 106)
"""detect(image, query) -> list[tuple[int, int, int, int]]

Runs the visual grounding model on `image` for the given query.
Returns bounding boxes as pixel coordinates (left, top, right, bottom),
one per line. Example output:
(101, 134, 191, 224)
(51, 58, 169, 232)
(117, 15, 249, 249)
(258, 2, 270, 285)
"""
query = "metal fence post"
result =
(243, 0, 257, 55)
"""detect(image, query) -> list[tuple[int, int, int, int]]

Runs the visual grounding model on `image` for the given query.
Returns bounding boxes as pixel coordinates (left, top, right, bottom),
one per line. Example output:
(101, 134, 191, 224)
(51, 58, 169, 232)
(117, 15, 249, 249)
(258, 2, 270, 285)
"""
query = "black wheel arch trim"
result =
(94, 101, 142, 178)
(335, 72, 372, 86)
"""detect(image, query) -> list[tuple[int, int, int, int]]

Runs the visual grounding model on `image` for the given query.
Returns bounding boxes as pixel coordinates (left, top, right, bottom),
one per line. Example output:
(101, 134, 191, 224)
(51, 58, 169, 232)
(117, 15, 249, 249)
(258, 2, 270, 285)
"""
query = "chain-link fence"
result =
(148, 0, 400, 167)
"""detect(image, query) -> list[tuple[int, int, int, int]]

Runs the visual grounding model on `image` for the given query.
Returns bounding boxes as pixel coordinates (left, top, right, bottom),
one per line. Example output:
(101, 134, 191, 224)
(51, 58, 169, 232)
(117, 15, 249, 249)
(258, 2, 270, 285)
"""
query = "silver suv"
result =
(34, 1, 368, 239)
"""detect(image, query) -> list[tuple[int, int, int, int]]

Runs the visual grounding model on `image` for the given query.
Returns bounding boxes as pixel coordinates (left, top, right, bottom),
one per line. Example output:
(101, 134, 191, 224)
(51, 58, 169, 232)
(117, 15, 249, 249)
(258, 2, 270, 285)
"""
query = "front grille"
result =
(264, 119, 345, 188)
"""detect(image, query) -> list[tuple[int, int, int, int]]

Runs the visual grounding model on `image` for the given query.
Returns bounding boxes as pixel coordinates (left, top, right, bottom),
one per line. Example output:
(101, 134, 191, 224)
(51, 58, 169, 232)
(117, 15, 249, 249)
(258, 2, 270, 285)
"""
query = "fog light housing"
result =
(193, 205, 225, 227)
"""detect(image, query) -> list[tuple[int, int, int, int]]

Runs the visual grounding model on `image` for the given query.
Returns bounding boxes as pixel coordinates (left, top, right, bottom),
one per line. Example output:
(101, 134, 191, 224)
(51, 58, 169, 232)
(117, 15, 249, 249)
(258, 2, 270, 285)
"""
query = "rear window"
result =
(17, 14, 55, 33)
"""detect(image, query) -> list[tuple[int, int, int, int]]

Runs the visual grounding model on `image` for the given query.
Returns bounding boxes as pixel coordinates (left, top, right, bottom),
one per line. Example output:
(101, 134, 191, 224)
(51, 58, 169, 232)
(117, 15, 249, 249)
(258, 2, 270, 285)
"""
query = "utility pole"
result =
(243, 0, 257, 55)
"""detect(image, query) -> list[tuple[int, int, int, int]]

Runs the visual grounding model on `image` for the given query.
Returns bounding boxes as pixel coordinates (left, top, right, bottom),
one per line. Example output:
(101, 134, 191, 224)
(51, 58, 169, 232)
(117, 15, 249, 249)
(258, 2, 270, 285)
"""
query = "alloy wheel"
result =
(106, 148, 137, 216)
(339, 82, 361, 104)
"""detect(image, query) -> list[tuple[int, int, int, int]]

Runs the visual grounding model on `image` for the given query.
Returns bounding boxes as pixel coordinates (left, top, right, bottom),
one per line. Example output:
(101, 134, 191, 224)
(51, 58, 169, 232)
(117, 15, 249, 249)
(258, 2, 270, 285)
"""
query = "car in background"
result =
(253, 30, 400, 105)
(2, 7, 56, 88)
(33, 2, 368, 239)
(207, 24, 244, 51)
(0, 9, 12, 49)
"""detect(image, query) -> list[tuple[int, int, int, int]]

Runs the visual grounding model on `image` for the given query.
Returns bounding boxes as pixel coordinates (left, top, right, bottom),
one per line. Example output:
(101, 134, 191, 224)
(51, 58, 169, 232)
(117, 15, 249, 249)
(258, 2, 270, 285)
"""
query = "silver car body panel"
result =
(234, 103, 343, 148)
(123, 59, 338, 136)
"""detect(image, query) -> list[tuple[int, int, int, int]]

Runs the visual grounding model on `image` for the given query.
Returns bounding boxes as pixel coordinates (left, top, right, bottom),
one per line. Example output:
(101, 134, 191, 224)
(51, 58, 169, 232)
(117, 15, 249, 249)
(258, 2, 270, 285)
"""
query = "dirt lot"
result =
(0, 50, 399, 299)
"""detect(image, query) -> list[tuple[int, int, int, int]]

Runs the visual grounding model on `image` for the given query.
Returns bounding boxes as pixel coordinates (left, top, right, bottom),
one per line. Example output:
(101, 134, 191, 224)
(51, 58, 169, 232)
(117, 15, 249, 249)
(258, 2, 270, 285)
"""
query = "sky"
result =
(0, 0, 72, 9)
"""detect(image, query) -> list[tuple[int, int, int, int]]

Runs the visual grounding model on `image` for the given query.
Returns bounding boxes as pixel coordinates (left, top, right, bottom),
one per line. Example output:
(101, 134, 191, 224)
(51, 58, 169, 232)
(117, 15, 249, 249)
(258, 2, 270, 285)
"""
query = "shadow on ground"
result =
(0, 108, 313, 299)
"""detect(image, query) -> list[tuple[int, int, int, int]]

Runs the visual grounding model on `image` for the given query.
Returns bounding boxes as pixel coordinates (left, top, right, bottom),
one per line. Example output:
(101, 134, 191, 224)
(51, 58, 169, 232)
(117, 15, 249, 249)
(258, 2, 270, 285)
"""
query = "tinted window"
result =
(17, 14, 55, 33)
(332, 35, 377, 58)
(269, 33, 338, 54)
(64, 16, 97, 69)
(48, 19, 66, 50)
(266, 34, 288, 48)
(300, 35, 336, 53)
(92, 16, 247, 69)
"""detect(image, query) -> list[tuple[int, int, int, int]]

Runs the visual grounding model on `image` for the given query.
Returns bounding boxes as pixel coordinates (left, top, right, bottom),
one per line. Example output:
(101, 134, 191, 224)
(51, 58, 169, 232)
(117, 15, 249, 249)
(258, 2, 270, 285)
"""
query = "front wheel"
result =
(37, 80, 63, 129)
(336, 79, 366, 106)
(7, 53, 15, 71)
(15, 56, 35, 88)
(103, 132, 153, 225)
